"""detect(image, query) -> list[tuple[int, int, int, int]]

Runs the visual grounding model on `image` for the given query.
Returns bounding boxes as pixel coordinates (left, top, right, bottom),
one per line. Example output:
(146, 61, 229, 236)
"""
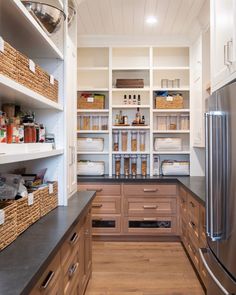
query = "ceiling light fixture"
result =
(146, 16, 157, 25)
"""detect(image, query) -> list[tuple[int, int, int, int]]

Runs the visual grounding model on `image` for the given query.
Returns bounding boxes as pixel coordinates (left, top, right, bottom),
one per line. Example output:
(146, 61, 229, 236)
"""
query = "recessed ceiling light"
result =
(146, 16, 158, 25)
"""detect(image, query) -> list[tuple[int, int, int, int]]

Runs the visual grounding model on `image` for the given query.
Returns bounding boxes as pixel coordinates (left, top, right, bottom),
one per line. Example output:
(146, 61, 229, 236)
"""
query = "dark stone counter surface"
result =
(78, 175, 206, 205)
(0, 191, 96, 295)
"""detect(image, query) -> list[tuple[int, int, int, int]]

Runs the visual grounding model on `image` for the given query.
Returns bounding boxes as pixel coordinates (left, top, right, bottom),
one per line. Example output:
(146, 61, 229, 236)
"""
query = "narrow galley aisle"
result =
(85, 242, 204, 295)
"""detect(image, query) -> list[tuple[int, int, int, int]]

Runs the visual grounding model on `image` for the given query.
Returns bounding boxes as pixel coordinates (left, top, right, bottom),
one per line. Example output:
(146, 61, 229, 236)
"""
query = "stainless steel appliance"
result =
(200, 80, 236, 294)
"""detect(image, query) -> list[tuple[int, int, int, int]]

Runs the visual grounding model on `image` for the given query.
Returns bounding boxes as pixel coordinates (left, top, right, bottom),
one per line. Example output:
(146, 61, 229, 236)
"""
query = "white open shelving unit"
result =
(77, 46, 190, 176)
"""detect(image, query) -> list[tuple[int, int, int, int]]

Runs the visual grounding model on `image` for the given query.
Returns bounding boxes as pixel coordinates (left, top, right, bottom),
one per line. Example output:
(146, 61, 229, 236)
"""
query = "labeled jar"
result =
(113, 131, 119, 151)
(115, 155, 121, 177)
(92, 115, 99, 130)
(169, 115, 178, 130)
(141, 155, 147, 177)
(131, 155, 137, 177)
(101, 116, 108, 130)
(157, 115, 167, 130)
(83, 115, 90, 130)
(131, 131, 138, 151)
(121, 131, 128, 151)
(139, 131, 146, 151)
(124, 155, 130, 177)
(180, 114, 190, 130)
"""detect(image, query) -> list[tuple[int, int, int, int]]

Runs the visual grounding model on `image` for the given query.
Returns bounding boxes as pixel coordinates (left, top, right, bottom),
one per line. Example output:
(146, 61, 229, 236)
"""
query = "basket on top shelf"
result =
(39, 181, 58, 217)
(78, 93, 105, 109)
(0, 201, 17, 251)
(155, 92, 184, 109)
(0, 37, 18, 81)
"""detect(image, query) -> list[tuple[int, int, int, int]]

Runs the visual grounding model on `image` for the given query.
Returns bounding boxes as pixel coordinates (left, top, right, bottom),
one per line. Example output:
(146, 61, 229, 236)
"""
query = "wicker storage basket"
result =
(40, 181, 58, 217)
(40, 69, 59, 102)
(0, 201, 17, 251)
(78, 93, 105, 109)
(156, 94, 184, 109)
(16, 189, 41, 235)
(0, 38, 18, 81)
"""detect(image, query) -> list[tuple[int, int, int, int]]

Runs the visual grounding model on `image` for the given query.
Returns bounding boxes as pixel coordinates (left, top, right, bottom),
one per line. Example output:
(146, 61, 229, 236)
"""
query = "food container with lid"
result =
(113, 131, 119, 151)
(131, 131, 138, 151)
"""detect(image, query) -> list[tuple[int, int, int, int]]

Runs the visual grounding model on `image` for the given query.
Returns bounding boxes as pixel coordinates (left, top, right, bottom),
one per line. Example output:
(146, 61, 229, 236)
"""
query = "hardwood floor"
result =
(85, 242, 205, 295)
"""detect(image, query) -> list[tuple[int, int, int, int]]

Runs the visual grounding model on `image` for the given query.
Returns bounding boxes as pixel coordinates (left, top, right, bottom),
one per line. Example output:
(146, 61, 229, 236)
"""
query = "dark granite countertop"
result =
(0, 191, 96, 295)
(78, 175, 206, 205)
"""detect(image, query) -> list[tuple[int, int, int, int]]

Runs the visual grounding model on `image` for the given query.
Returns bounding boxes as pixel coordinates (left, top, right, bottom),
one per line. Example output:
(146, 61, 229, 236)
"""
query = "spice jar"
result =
(121, 131, 128, 151)
(113, 131, 119, 151)
(101, 116, 108, 130)
(24, 123, 32, 143)
(141, 155, 147, 177)
(124, 155, 130, 177)
(180, 114, 190, 130)
(131, 131, 138, 151)
(139, 131, 146, 151)
(169, 115, 178, 130)
(6, 118, 14, 144)
(115, 155, 121, 177)
(92, 115, 99, 130)
(157, 115, 167, 130)
(131, 155, 137, 177)
(83, 115, 90, 130)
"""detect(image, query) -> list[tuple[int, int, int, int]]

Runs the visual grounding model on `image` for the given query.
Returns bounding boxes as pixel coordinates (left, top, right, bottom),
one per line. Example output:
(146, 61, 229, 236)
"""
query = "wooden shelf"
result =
(77, 109, 109, 113)
(153, 130, 190, 134)
(153, 109, 190, 113)
(77, 130, 109, 134)
(2, 0, 63, 59)
(0, 75, 63, 111)
(0, 149, 64, 165)
(112, 105, 150, 109)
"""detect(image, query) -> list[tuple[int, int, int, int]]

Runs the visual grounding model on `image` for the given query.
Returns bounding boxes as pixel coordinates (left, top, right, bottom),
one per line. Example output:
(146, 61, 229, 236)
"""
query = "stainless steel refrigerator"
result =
(200, 80, 236, 295)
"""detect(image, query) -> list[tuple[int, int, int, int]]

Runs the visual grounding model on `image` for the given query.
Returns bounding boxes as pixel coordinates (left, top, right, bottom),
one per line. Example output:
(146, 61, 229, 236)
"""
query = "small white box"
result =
(154, 137, 182, 151)
(77, 161, 105, 176)
(162, 161, 190, 176)
(77, 138, 104, 152)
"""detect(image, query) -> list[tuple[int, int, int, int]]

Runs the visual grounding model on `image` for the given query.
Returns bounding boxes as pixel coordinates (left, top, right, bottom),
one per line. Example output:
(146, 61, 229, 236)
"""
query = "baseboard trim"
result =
(92, 235, 181, 242)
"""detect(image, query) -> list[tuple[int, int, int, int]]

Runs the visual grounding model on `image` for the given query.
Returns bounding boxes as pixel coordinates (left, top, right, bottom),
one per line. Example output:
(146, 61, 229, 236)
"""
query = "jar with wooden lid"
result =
(131, 155, 137, 177)
(139, 131, 146, 151)
(113, 131, 119, 151)
(121, 131, 128, 151)
(124, 155, 130, 177)
(169, 115, 178, 130)
(141, 155, 147, 177)
(115, 155, 121, 177)
(131, 131, 138, 151)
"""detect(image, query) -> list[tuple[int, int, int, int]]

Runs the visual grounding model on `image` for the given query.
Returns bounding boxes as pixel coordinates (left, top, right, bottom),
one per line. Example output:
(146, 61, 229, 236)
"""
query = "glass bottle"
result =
(113, 131, 119, 151)
(131, 131, 138, 151)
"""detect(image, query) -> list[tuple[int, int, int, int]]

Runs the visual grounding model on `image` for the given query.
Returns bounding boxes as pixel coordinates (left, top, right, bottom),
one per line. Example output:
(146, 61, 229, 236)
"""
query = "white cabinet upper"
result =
(211, 0, 236, 91)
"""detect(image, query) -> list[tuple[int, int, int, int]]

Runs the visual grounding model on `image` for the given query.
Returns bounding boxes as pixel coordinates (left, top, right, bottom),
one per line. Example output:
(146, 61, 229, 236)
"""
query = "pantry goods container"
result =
(101, 116, 108, 130)
(169, 115, 178, 130)
(180, 114, 190, 130)
(77, 93, 105, 109)
(131, 131, 138, 151)
(124, 155, 130, 176)
(161, 160, 190, 176)
(156, 94, 184, 109)
(141, 155, 147, 177)
(92, 115, 99, 130)
(0, 37, 17, 81)
(82, 115, 91, 130)
(156, 115, 168, 130)
(121, 131, 128, 151)
(131, 155, 137, 176)
(115, 155, 121, 177)
(77, 161, 105, 176)
(113, 131, 119, 151)
(39, 181, 58, 217)
(139, 131, 146, 151)
(154, 137, 182, 151)
(77, 137, 104, 152)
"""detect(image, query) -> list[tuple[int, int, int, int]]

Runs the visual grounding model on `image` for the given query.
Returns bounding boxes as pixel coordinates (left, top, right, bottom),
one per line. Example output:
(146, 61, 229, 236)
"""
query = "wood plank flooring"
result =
(85, 242, 205, 295)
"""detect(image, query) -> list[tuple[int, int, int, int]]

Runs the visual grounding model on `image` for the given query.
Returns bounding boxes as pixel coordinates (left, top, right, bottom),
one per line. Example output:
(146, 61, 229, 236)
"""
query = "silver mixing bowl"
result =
(21, 1, 66, 35)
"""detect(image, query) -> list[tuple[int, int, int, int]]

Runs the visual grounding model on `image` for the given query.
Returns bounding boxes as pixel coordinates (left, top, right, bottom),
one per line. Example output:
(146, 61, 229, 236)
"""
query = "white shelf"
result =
(77, 109, 109, 113)
(153, 87, 190, 91)
(112, 67, 150, 71)
(112, 87, 150, 92)
(153, 109, 190, 113)
(2, 0, 63, 59)
(112, 151, 150, 155)
(0, 149, 64, 165)
(77, 88, 109, 92)
(153, 130, 190, 133)
(153, 67, 190, 70)
(77, 67, 109, 71)
(112, 105, 150, 109)
(77, 130, 109, 134)
(153, 151, 190, 155)
(77, 152, 109, 155)
(112, 126, 150, 130)
(0, 75, 63, 111)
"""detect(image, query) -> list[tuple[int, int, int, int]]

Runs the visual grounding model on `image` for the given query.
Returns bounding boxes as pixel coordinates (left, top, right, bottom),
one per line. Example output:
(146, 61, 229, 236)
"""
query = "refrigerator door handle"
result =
(199, 248, 232, 295)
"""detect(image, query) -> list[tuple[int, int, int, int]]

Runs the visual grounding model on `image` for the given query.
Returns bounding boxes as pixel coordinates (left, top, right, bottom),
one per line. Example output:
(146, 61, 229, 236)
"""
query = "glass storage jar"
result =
(156, 115, 167, 130)
(141, 155, 147, 177)
(169, 115, 178, 130)
(153, 156, 160, 176)
(82, 115, 90, 130)
(121, 131, 128, 151)
(101, 115, 108, 130)
(115, 155, 121, 177)
(131, 131, 138, 151)
(113, 131, 119, 151)
(124, 155, 130, 177)
(180, 114, 190, 130)
(139, 131, 146, 151)
(131, 155, 137, 177)
(77, 116, 82, 130)
(92, 115, 99, 130)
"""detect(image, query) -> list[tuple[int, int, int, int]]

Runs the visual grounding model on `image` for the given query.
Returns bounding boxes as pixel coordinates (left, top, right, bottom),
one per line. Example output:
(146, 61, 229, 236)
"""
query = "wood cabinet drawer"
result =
(123, 184, 177, 197)
(92, 215, 121, 234)
(124, 216, 177, 235)
(199, 204, 207, 247)
(199, 259, 207, 287)
(30, 252, 62, 295)
(181, 218, 188, 248)
(124, 197, 176, 216)
(179, 186, 188, 221)
(63, 248, 80, 295)
(186, 233, 200, 271)
(188, 218, 200, 241)
(78, 183, 121, 196)
(92, 196, 121, 214)
(188, 194, 200, 225)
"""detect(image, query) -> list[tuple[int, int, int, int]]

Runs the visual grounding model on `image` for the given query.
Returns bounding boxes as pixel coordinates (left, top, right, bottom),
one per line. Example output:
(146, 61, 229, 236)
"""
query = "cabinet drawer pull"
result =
(190, 221, 196, 228)
(85, 229, 90, 236)
(143, 218, 157, 221)
(87, 188, 103, 193)
(143, 205, 158, 209)
(68, 262, 79, 278)
(92, 204, 103, 208)
(188, 243, 196, 255)
(190, 201, 195, 208)
(69, 233, 79, 245)
(41, 271, 54, 289)
(143, 188, 158, 193)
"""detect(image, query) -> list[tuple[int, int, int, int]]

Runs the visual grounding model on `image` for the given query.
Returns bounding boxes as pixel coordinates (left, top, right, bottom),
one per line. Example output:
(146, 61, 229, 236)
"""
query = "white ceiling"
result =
(77, 0, 208, 40)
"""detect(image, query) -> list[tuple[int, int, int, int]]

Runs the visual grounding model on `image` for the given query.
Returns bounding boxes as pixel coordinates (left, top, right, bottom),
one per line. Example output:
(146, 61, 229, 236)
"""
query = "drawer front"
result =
(92, 215, 121, 234)
(63, 249, 80, 295)
(92, 196, 121, 214)
(188, 218, 200, 241)
(61, 222, 81, 269)
(181, 218, 188, 248)
(179, 187, 188, 221)
(124, 216, 177, 235)
(199, 259, 207, 287)
(30, 252, 61, 295)
(123, 184, 177, 197)
(199, 205, 207, 247)
(186, 232, 200, 271)
(124, 197, 176, 216)
(188, 194, 200, 225)
(78, 183, 121, 196)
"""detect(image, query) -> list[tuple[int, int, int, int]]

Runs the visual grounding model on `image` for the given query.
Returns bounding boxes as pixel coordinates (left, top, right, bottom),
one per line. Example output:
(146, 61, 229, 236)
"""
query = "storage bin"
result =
(77, 93, 105, 109)
(78, 161, 105, 176)
(162, 161, 190, 176)
(156, 115, 168, 130)
(156, 94, 184, 109)
(0, 37, 18, 81)
(40, 69, 59, 102)
(116, 79, 144, 88)
(0, 201, 17, 251)
(154, 137, 182, 151)
(77, 137, 104, 152)
(39, 181, 58, 217)
(180, 114, 190, 130)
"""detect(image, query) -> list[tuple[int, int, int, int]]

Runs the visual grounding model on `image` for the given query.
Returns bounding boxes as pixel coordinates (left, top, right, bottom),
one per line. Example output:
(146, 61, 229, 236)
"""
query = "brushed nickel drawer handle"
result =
(68, 262, 79, 278)
(143, 205, 158, 209)
(190, 221, 196, 228)
(92, 204, 103, 208)
(188, 243, 196, 255)
(143, 188, 158, 193)
(190, 201, 195, 208)
(143, 218, 157, 221)
(69, 233, 79, 245)
(41, 271, 54, 289)
(87, 188, 103, 192)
